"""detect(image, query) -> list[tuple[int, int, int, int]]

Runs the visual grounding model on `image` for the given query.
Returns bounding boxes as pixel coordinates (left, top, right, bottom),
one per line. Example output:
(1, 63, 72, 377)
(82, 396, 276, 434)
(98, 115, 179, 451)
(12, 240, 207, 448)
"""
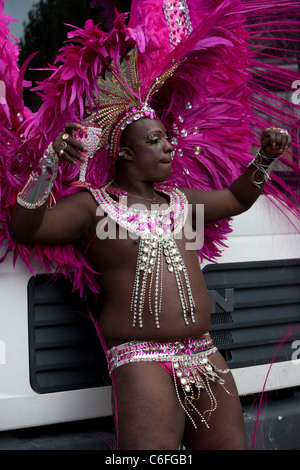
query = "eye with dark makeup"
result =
(146, 136, 161, 145)
(145, 130, 171, 146)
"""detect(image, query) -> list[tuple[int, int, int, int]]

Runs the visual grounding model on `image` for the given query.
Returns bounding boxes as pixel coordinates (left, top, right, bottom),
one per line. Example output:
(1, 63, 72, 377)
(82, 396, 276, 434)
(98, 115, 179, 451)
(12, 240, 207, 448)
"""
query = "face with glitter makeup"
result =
(119, 118, 173, 183)
(144, 128, 170, 147)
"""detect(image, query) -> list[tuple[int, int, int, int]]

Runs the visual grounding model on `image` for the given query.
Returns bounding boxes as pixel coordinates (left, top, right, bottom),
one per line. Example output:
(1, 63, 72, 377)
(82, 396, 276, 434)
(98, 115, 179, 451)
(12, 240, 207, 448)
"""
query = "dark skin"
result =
(9, 119, 291, 450)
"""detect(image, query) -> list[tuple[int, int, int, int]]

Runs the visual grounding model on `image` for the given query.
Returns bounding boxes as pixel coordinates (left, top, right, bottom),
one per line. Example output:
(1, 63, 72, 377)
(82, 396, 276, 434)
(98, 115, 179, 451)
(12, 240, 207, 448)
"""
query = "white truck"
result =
(0, 195, 299, 449)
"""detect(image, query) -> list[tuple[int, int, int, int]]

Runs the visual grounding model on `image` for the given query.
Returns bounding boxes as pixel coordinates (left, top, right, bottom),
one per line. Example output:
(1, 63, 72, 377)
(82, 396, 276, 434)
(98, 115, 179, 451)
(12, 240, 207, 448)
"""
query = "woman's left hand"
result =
(261, 127, 292, 156)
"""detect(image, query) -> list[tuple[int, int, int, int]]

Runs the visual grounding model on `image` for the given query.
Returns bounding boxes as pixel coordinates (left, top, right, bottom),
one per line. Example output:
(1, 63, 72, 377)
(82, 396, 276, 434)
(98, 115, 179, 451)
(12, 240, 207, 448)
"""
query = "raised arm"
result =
(184, 127, 291, 224)
(9, 123, 95, 246)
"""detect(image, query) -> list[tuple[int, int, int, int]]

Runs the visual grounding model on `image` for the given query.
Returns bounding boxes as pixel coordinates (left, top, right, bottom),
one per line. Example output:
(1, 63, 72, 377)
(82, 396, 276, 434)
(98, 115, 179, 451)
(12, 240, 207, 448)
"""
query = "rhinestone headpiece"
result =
(84, 47, 181, 161)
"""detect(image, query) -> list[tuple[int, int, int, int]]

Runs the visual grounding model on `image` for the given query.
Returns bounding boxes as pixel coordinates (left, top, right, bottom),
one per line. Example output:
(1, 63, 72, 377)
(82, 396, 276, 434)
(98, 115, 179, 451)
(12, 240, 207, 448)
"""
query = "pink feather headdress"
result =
(1, 0, 300, 295)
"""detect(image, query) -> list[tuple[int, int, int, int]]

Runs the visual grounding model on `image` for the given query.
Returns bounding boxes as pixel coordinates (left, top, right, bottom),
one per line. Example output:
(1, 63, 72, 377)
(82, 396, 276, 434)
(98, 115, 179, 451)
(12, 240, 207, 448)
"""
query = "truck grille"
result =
(28, 274, 108, 394)
(204, 259, 300, 369)
(28, 259, 300, 393)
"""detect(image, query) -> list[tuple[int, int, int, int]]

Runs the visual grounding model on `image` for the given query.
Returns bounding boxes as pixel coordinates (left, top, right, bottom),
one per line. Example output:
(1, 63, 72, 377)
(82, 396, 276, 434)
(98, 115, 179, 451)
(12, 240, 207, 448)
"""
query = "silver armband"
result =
(248, 148, 281, 188)
(17, 144, 59, 209)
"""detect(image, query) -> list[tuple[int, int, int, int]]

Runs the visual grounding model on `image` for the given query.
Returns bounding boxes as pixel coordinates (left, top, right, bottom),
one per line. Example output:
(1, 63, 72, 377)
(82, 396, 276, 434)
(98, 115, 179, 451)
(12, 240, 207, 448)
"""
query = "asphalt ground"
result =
(0, 417, 116, 450)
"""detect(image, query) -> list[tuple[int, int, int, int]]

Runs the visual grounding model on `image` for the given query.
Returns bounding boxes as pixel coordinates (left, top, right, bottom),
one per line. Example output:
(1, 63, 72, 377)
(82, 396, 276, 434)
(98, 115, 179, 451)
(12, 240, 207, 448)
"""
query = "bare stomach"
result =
(96, 267, 211, 349)
(84, 225, 212, 349)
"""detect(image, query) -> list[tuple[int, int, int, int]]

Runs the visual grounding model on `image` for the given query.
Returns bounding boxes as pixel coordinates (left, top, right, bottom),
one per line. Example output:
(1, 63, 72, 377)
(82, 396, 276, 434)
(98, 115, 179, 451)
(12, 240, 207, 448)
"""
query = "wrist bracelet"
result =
(258, 148, 282, 160)
(248, 148, 281, 188)
(17, 143, 59, 209)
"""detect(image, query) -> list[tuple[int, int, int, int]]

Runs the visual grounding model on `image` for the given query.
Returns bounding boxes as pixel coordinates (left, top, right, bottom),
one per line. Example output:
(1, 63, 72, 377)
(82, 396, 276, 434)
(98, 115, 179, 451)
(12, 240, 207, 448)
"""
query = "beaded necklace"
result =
(89, 184, 196, 328)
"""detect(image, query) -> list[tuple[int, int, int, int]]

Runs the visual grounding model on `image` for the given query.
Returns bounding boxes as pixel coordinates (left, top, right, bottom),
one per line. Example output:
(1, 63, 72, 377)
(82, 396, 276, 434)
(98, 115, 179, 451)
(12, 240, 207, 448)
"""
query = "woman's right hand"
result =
(52, 122, 88, 165)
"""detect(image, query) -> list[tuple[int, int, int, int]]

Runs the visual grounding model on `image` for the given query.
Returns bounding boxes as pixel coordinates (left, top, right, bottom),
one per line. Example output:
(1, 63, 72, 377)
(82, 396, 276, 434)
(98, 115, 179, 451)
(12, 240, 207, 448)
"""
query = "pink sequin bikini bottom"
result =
(106, 333, 232, 429)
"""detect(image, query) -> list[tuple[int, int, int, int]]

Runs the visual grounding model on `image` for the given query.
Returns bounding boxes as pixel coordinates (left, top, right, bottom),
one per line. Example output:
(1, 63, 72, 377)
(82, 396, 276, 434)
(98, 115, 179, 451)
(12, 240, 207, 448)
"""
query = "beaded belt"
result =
(106, 334, 217, 371)
(106, 334, 231, 429)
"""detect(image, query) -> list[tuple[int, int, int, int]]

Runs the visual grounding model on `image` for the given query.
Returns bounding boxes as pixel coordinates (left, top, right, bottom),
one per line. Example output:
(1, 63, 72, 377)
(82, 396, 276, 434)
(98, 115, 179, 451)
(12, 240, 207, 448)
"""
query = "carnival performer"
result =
(10, 117, 291, 450)
(1, 0, 300, 450)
